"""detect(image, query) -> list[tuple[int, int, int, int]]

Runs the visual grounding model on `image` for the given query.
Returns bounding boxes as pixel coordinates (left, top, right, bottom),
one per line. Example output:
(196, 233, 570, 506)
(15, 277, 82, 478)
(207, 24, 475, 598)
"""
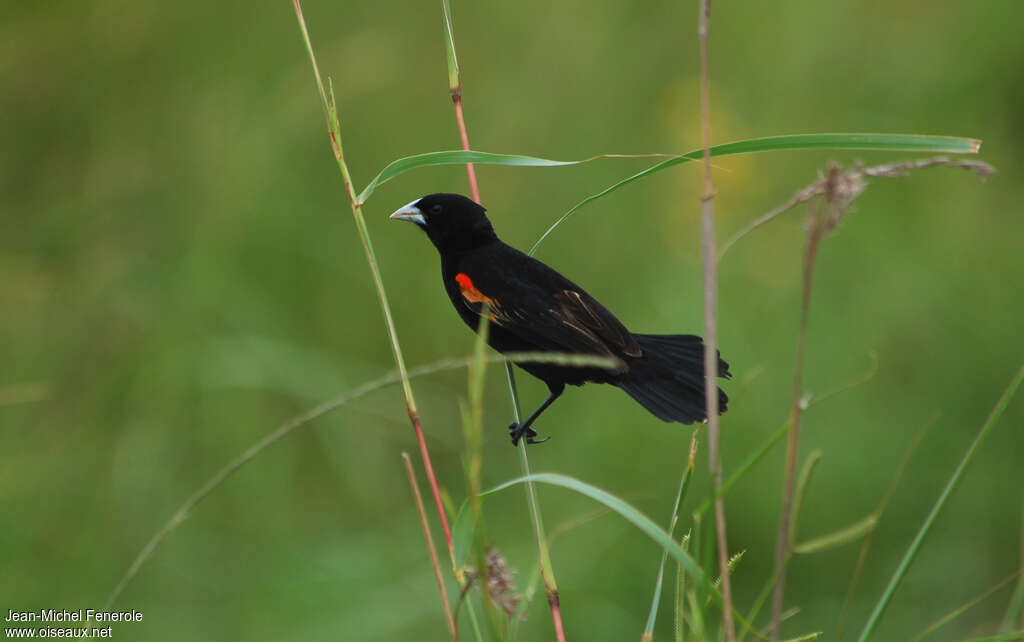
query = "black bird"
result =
(390, 193, 730, 445)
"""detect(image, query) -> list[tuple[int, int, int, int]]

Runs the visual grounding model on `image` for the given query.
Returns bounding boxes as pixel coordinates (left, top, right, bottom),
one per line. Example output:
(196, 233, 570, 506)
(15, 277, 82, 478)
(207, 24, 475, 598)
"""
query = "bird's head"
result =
(390, 193, 497, 252)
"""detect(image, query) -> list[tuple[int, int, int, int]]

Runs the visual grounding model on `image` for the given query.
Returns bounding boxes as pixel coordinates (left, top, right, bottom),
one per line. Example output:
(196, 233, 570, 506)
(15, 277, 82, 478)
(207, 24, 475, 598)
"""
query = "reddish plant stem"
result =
(411, 410, 454, 559)
(452, 94, 481, 204)
(290, 0, 455, 571)
(770, 217, 823, 639)
(403, 452, 458, 641)
(447, 52, 567, 642)
(548, 591, 566, 641)
(698, 1, 736, 640)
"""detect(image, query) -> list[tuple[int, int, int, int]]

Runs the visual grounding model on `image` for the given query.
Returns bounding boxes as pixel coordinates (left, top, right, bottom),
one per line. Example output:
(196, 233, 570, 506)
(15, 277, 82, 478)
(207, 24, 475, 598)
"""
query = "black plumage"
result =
(390, 193, 730, 445)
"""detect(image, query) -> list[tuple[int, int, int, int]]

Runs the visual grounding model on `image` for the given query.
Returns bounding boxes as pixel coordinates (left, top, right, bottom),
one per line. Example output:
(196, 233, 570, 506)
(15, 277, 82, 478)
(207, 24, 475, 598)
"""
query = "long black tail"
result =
(614, 334, 730, 424)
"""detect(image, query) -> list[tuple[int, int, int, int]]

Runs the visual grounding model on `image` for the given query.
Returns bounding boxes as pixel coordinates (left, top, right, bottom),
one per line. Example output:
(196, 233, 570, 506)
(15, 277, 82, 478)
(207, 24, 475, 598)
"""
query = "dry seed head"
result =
(464, 547, 521, 618)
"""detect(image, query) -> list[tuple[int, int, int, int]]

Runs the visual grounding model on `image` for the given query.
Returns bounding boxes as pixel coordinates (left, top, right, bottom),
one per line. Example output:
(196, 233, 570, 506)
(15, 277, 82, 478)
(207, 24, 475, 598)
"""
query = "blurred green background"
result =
(3, 1, 1022, 640)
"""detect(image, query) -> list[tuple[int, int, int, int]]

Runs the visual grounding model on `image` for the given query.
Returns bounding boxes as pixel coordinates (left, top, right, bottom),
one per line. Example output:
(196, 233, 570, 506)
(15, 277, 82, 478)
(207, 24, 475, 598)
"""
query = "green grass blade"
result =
(106, 352, 515, 608)
(528, 155, 684, 255)
(789, 450, 824, 549)
(1005, 573, 1024, 634)
(686, 590, 705, 641)
(451, 499, 475, 571)
(737, 567, 781, 642)
(358, 151, 609, 204)
(792, 514, 877, 555)
(909, 568, 1024, 642)
(695, 417, 791, 517)
(529, 132, 981, 254)
(482, 472, 764, 639)
(360, 134, 980, 211)
(483, 472, 710, 587)
(707, 133, 979, 155)
(464, 311, 503, 637)
(675, 531, 691, 642)
(441, 0, 460, 94)
(1002, 507, 1024, 634)
(856, 365, 1024, 642)
(697, 514, 714, 636)
(644, 438, 698, 639)
(1006, 588, 1024, 636)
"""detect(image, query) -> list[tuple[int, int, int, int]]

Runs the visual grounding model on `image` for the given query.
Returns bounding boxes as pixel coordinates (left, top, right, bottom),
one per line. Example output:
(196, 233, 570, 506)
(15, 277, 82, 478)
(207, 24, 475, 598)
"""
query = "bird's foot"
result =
(509, 422, 550, 446)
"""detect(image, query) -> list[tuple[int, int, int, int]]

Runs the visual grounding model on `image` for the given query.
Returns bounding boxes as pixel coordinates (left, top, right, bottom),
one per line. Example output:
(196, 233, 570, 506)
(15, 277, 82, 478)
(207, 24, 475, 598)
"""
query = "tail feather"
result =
(615, 334, 730, 425)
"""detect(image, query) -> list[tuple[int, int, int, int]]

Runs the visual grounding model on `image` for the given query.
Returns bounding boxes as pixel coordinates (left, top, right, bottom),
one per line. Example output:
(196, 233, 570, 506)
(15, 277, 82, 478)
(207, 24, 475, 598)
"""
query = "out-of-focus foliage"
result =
(2, 1, 1021, 640)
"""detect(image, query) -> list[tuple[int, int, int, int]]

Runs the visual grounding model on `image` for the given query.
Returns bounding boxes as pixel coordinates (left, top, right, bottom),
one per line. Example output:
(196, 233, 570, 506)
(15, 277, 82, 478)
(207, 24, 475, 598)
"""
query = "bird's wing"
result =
(453, 269, 641, 364)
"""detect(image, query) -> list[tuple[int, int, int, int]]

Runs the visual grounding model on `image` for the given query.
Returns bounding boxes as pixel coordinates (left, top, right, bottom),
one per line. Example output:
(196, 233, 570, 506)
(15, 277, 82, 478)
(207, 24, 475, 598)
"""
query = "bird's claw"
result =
(509, 422, 549, 446)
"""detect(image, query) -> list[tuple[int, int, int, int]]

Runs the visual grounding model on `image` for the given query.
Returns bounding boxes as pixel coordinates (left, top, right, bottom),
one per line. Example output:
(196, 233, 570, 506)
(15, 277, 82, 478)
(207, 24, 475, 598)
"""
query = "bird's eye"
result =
(430, 204, 443, 214)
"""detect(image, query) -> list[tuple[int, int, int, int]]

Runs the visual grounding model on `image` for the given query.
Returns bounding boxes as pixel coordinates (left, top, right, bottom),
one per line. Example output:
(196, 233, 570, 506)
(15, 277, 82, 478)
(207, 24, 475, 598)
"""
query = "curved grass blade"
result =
(358, 151, 577, 204)
(105, 351, 619, 608)
(357, 151, 670, 205)
(909, 568, 1024, 642)
(529, 133, 981, 254)
(451, 499, 475, 572)
(674, 531, 691, 642)
(856, 365, 1024, 642)
(792, 514, 877, 555)
(105, 357, 445, 608)
(708, 133, 979, 155)
(789, 450, 824, 550)
(1001, 505, 1024, 634)
(361, 135, 980, 212)
(643, 435, 699, 640)
(482, 472, 765, 639)
(483, 472, 709, 585)
(528, 154, 687, 255)
(695, 417, 791, 518)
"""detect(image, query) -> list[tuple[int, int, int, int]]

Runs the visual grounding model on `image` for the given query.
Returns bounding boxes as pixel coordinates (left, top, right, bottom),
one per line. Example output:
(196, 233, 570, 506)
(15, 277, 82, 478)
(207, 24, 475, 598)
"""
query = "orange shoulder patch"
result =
(455, 272, 494, 305)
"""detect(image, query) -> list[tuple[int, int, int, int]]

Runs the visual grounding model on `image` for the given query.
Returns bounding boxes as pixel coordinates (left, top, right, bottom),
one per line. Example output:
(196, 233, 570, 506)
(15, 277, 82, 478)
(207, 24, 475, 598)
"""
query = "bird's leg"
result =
(509, 383, 564, 446)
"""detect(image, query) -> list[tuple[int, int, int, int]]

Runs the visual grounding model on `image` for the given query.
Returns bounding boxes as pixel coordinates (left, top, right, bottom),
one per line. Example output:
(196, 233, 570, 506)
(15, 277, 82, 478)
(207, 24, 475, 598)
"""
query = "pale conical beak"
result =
(389, 201, 426, 226)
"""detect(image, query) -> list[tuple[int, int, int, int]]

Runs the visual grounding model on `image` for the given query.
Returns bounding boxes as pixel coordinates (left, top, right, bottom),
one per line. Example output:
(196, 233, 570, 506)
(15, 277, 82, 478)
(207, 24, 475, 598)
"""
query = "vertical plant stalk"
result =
(464, 311, 505, 638)
(697, 1, 736, 641)
(441, 2, 567, 639)
(292, 0, 453, 562)
(442, 0, 480, 203)
(770, 209, 825, 639)
(403, 453, 458, 641)
(643, 432, 699, 641)
(508, 363, 567, 642)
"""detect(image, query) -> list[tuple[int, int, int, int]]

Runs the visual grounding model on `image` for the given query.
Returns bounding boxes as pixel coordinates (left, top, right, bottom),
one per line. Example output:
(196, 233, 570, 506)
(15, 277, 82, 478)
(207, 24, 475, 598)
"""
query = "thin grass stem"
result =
(440, 3, 566, 637)
(105, 351, 601, 608)
(644, 433, 700, 641)
(403, 453, 458, 640)
(1002, 505, 1024, 634)
(697, 1, 736, 639)
(107, 355, 471, 608)
(291, 0, 454, 564)
(770, 204, 825, 639)
(908, 568, 1024, 642)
